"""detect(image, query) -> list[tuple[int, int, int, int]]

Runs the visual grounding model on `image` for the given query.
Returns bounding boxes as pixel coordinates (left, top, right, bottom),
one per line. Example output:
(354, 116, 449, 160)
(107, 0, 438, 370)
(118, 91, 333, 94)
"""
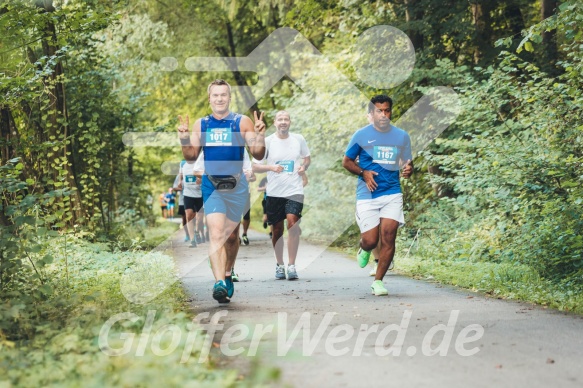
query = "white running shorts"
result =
(355, 193, 405, 233)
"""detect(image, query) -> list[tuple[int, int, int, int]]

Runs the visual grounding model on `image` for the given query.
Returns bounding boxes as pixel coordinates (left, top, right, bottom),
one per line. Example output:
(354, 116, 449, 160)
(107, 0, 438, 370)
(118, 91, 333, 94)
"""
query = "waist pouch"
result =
(207, 174, 241, 191)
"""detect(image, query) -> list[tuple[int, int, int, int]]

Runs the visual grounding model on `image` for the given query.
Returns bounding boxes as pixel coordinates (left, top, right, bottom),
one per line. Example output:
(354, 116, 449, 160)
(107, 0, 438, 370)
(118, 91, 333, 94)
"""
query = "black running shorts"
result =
(266, 195, 304, 225)
(184, 196, 204, 212)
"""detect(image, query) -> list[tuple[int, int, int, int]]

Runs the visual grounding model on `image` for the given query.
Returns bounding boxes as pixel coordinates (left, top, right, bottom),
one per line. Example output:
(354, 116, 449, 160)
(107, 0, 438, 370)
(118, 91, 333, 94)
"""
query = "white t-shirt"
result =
(254, 133, 310, 198)
(173, 174, 185, 205)
(193, 149, 253, 176)
(181, 160, 202, 198)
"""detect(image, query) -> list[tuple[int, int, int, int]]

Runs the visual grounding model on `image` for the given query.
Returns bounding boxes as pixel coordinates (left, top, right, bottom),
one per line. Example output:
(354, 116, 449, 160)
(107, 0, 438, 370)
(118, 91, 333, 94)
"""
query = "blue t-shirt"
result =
(345, 124, 412, 200)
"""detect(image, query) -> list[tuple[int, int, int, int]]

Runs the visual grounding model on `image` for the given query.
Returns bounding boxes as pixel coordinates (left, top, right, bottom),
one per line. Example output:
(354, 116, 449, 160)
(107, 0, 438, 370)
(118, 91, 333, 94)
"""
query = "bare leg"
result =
(375, 218, 399, 281)
(224, 220, 240, 276)
(185, 209, 196, 241)
(272, 220, 285, 265)
(206, 213, 230, 281)
(196, 209, 205, 237)
(181, 212, 189, 239)
(286, 214, 301, 265)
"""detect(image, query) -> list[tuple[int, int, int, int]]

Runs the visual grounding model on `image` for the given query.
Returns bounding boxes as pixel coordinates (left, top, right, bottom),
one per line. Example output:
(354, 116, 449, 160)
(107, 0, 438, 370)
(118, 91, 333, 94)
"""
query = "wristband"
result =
(358, 170, 364, 177)
(180, 138, 191, 146)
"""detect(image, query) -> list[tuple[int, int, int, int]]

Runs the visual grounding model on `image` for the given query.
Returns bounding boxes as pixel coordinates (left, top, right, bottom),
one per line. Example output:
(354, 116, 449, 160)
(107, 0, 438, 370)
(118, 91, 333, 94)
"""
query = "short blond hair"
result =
(207, 79, 232, 96)
(275, 110, 290, 119)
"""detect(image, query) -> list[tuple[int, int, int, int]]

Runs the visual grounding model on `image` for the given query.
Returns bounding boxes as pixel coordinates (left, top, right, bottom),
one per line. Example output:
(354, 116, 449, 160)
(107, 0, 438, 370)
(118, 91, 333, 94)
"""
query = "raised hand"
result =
(253, 111, 266, 134)
(177, 115, 190, 140)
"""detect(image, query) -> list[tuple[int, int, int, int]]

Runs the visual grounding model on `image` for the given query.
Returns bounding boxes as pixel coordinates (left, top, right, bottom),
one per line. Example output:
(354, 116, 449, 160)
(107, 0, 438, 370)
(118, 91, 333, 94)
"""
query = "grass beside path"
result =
(331, 225, 583, 315)
(0, 222, 278, 387)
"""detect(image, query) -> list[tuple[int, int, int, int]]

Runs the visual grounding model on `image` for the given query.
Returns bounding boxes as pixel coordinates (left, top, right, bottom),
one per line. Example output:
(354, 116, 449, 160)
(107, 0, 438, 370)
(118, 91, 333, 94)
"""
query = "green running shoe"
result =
(231, 268, 239, 282)
(371, 280, 388, 296)
(357, 248, 371, 268)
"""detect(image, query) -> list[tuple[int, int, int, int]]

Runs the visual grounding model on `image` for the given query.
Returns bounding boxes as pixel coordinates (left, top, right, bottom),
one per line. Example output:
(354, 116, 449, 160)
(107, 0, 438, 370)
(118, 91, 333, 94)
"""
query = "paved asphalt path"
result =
(172, 229, 583, 388)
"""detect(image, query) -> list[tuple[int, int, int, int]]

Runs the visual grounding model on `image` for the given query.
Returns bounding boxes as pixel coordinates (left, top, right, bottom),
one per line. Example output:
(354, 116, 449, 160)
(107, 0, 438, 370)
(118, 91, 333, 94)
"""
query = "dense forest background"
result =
(0, 0, 581, 384)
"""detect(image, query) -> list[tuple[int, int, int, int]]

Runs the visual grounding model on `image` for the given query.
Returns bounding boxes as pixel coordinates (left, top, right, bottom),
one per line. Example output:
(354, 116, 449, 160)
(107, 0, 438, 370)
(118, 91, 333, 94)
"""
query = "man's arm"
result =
(241, 112, 266, 160)
(253, 162, 284, 174)
(177, 115, 202, 161)
(298, 155, 311, 176)
(342, 155, 378, 192)
(401, 160, 413, 178)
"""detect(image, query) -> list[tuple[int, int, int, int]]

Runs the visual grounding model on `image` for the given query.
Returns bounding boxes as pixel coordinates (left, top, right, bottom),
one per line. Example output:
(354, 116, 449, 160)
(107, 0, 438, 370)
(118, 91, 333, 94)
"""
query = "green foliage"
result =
(400, 1, 583, 310)
(0, 228, 280, 385)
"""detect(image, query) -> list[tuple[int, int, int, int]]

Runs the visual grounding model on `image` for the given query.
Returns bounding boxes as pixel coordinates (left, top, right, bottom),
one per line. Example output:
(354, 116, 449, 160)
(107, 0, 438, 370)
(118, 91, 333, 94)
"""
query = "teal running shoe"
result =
(212, 280, 229, 303)
(225, 277, 234, 298)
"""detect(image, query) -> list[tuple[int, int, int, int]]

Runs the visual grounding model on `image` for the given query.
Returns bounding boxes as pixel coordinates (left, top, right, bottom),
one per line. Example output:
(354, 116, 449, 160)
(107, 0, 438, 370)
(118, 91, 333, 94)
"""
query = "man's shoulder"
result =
(354, 124, 374, 136)
(289, 132, 307, 143)
(391, 124, 407, 134)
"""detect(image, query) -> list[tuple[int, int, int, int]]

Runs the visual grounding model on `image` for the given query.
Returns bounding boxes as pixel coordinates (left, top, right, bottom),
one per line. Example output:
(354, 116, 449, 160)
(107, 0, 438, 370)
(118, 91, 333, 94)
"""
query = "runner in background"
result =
(257, 176, 272, 238)
(173, 170, 190, 242)
(253, 110, 311, 281)
(164, 187, 176, 219)
(159, 192, 168, 219)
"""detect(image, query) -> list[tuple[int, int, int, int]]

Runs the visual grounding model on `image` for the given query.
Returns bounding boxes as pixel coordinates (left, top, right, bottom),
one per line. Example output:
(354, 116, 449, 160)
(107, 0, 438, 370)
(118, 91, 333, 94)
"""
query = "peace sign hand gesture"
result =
(177, 115, 190, 140)
(253, 111, 266, 135)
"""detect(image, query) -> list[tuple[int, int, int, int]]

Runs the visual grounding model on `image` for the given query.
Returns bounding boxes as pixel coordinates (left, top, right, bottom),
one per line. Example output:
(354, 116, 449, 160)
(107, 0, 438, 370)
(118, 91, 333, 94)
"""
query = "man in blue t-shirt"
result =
(342, 95, 413, 296)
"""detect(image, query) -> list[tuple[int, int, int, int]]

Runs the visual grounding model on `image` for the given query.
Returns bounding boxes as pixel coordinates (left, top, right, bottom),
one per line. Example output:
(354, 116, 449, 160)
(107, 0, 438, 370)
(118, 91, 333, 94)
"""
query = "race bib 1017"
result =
(206, 128, 232, 146)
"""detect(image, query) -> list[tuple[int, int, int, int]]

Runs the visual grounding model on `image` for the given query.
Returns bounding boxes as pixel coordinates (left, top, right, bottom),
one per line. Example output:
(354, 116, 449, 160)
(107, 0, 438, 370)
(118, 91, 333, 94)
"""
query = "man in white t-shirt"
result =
(173, 171, 190, 242)
(179, 159, 204, 247)
(253, 111, 311, 280)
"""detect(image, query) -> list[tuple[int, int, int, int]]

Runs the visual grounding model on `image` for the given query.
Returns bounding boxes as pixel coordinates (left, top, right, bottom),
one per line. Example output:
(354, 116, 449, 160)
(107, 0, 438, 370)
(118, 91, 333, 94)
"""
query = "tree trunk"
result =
(541, 0, 558, 73)
(471, 1, 495, 65)
(504, 1, 525, 36)
(0, 106, 15, 163)
(34, 0, 83, 224)
(405, 0, 424, 51)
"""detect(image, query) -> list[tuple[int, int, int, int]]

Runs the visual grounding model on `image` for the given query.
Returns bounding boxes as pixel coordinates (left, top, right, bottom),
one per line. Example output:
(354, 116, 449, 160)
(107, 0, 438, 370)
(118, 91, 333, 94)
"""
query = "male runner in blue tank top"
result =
(177, 79, 266, 303)
(343, 95, 413, 296)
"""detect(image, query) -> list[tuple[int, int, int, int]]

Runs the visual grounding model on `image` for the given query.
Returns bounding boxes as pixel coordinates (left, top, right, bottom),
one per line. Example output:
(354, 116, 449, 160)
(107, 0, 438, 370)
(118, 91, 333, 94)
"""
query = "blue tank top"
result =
(201, 112, 245, 176)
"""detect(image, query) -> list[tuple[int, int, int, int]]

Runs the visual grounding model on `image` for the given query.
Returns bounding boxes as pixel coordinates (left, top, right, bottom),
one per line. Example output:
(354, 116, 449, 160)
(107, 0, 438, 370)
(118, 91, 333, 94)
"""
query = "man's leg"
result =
(369, 241, 381, 275)
(197, 209, 205, 241)
(360, 227, 380, 252)
(242, 216, 250, 235)
(185, 209, 196, 242)
(271, 220, 285, 265)
(375, 218, 399, 281)
(286, 214, 301, 266)
(241, 211, 250, 245)
(224, 219, 241, 276)
(181, 210, 189, 240)
(206, 213, 230, 282)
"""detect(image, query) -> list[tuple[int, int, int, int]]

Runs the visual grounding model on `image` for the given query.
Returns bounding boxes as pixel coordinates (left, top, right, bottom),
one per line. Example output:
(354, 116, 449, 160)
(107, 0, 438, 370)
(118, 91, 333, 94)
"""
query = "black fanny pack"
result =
(207, 174, 241, 191)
